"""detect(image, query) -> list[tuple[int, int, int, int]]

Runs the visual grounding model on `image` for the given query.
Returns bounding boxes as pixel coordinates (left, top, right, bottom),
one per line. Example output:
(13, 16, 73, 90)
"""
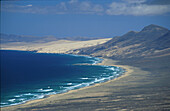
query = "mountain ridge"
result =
(0, 33, 106, 43)
(70, 24, 170, 59)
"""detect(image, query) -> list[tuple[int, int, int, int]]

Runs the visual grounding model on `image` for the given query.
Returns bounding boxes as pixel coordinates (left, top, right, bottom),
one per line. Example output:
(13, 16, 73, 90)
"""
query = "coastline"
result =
(1, 55, 133, 111)
(2, 51, 169, 110)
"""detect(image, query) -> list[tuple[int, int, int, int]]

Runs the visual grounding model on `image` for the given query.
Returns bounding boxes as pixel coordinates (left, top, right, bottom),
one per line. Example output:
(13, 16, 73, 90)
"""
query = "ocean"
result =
(0, 50, 124, 107)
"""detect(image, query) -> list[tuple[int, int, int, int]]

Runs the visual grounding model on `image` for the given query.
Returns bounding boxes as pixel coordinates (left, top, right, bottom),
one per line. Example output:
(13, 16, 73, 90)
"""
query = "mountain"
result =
(0, 33, 106, 44)
(0, 33, 58, 43)
(70, 24, 170, 59)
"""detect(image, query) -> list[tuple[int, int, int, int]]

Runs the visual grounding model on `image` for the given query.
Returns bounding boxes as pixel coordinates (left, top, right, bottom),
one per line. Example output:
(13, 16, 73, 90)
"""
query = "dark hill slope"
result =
(71, 24, 170, 59)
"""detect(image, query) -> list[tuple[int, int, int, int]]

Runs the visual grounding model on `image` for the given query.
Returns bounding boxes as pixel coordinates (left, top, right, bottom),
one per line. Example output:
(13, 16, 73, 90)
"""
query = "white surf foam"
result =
(46, 92, 56, 95)
(23, 93, 34, 96)
(0, 102, 8, 105)
(14, 93, 34, 98)
(107, 67, 115, 71)
(14, 95, 21, 97)
(67, 83, 73, 85)
(35, 95, 45, 99)
(94, 78, 106, 83)
(80, 78, 89, 80)
(37, 88, 53, 92)
(18, 98, 26, 101)
(65, 83, 90, 91)
(8, 99, 16, 102)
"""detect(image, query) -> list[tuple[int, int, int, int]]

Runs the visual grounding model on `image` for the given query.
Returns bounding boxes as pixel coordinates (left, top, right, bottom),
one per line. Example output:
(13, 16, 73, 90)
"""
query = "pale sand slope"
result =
(1, 38, 111, 53)
(2, 58, 151, 111)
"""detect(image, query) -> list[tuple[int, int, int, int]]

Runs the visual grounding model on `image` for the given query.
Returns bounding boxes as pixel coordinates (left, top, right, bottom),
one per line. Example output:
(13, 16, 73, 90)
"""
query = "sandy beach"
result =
(1, 39, 170, 111)
(1, 58, 135, 111)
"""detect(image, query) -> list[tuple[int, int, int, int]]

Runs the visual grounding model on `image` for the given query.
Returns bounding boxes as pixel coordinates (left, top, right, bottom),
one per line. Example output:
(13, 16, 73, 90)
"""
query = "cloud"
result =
(122, 0, 147, 4)
(19, 4, 32, 8)
(106, 2, 170, 16)
(69, 0, 78, 4)
(77, 1, 104, 14)
(1, 0, 170, 16)
(1, 0, 104, 15)
(26, 4, 32, 7)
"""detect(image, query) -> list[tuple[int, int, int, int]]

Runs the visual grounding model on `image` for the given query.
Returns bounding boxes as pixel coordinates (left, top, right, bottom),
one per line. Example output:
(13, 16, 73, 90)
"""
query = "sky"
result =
(1, 0, 170, 37)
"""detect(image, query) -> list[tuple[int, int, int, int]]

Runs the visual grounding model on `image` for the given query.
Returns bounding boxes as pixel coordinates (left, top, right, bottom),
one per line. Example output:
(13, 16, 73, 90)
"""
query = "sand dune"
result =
(1, 38, 111, 53)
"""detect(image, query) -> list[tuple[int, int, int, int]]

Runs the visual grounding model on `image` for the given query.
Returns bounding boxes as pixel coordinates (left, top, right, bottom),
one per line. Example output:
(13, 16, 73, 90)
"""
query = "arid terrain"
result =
(1, 38, 111, 54)
(1, 24, 170, 111)
(72, 24, 170, 59)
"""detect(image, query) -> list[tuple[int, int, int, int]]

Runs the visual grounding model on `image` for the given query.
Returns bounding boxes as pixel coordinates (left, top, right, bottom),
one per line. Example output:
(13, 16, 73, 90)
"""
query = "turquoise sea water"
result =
(0, 50, 124, 107)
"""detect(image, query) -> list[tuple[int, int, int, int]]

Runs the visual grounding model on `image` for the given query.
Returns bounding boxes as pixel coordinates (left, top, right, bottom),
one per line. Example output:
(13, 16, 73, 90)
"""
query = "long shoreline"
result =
(1, 52, 133, 111)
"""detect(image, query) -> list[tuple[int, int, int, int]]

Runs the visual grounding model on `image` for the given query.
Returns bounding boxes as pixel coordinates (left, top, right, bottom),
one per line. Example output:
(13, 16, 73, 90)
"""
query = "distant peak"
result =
(148, 24, 159, 27)
(128, 31, 138, 33)
(141, 24, 168, 32)
(123, 30, 138, 36)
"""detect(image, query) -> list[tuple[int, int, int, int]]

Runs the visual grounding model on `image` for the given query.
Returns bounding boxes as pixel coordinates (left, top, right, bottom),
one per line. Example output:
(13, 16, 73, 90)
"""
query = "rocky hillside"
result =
(70, 24, 170, 59)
